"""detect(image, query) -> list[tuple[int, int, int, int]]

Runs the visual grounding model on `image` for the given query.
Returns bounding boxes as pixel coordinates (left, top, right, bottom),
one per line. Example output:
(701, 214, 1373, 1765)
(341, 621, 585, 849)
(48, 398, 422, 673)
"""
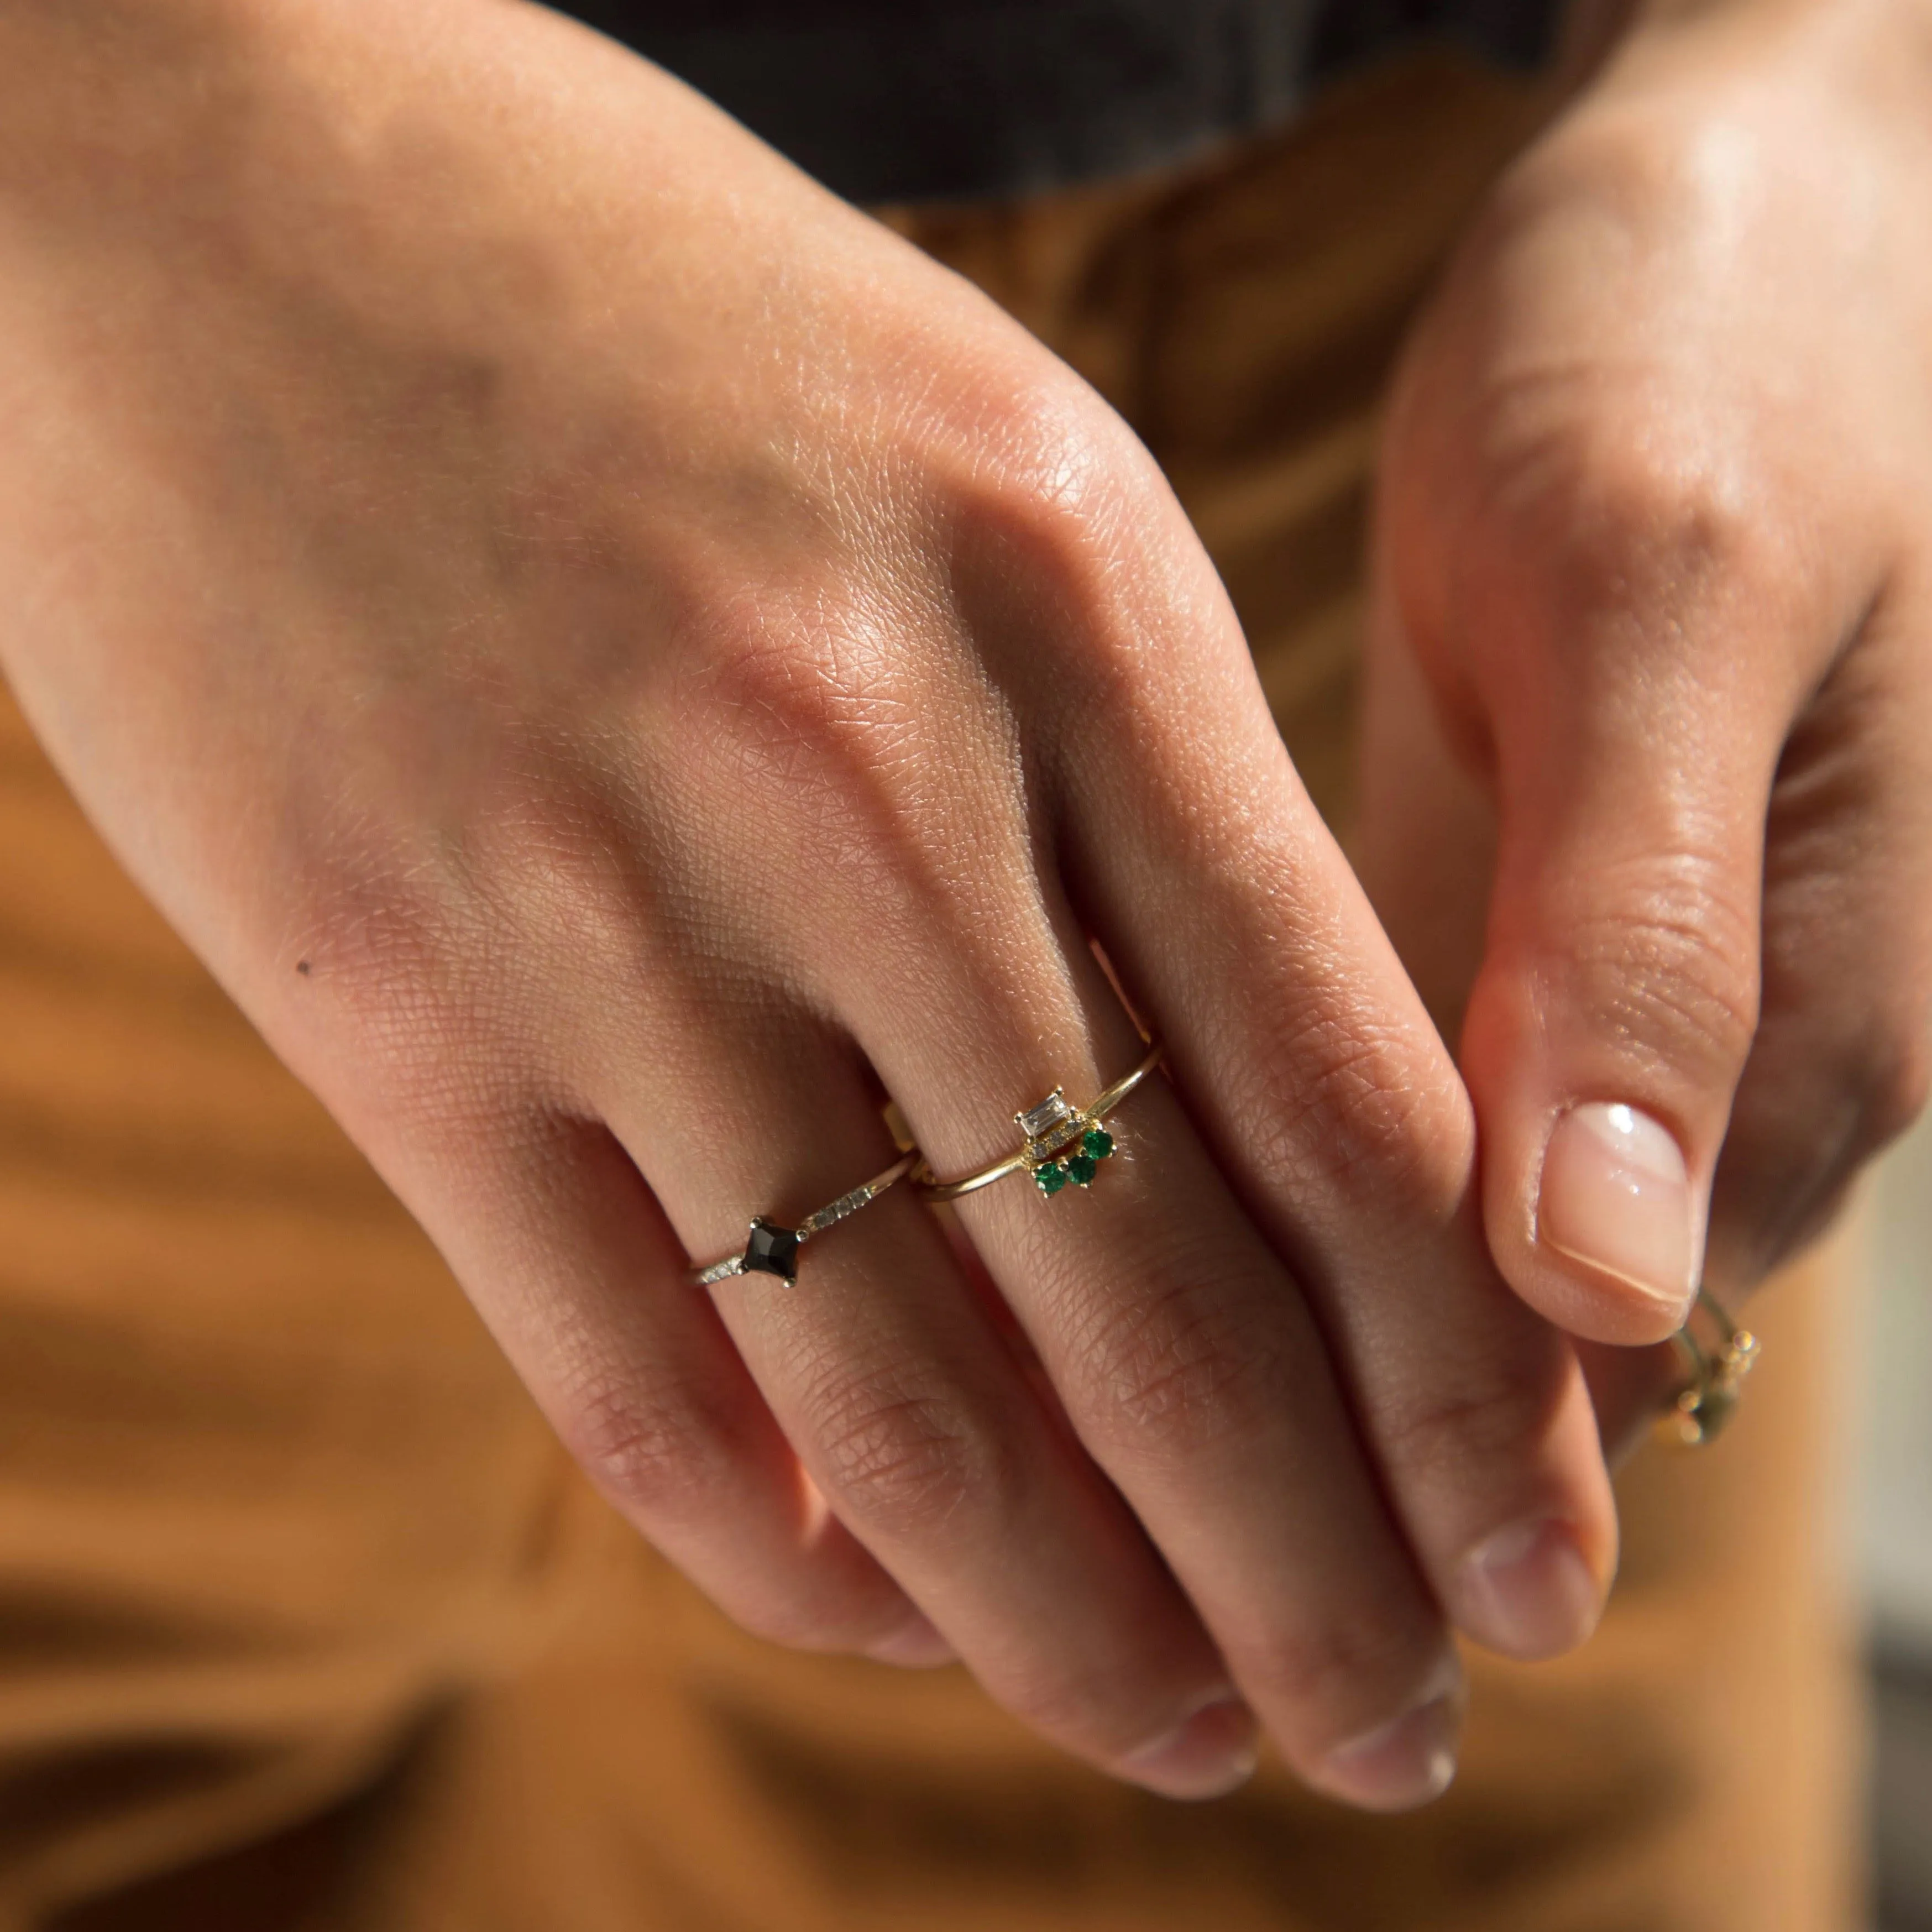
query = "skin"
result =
(1362, 0, 1932, 1356)
(0, 0, 1919, 1813)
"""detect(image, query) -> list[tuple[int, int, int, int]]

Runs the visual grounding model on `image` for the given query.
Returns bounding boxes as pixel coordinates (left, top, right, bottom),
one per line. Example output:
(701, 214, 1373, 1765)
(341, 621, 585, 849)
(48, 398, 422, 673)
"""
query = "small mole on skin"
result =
(296, 960, 312, 977)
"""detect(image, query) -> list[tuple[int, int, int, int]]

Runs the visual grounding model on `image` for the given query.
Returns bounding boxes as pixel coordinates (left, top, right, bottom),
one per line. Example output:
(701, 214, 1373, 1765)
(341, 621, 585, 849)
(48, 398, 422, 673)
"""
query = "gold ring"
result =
(1658, 1287, 1760, 1446)
(691, 1151, 919, 1286)
(913, 1044, 1163, 1203)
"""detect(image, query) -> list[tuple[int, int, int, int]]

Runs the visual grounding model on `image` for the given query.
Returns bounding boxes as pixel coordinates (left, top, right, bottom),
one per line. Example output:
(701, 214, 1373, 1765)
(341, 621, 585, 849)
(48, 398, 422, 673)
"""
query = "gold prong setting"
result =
(913, 1045, 1161, 1204)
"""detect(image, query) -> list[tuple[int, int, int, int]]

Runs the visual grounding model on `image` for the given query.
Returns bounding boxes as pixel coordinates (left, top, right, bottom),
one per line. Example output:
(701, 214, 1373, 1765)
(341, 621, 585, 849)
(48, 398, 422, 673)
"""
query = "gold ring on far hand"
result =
(1659, 1287, 1760, 1446)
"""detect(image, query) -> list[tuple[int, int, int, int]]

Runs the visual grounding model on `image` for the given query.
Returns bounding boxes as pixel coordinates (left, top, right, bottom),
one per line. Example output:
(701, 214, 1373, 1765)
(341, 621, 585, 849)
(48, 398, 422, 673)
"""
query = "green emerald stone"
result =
(1035, 1161, 1070, 1196)
(1066, 1154, 1099, 1186)
(1081, 1128, 1114, 1160)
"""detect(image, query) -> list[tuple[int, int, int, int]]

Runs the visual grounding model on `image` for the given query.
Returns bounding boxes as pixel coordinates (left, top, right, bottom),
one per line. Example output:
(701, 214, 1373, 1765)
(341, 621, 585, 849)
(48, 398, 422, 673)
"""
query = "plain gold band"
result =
(913, 1044, 1164, 1203)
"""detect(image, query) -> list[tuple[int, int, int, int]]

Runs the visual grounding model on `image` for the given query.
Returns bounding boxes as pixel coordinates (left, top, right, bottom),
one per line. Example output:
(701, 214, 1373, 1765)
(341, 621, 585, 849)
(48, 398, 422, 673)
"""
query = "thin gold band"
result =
(913, 1044, 1164, 1203)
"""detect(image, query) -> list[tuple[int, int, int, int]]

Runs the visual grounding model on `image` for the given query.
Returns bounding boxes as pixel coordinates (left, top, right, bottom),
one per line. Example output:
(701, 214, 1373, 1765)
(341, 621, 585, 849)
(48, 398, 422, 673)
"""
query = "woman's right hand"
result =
(0, 0, 1616, 1808)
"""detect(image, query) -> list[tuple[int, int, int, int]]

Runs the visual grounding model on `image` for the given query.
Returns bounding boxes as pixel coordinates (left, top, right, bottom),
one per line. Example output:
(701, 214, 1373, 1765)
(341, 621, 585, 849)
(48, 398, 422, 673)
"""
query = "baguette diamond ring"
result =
(913, 1044, 1163, 1203)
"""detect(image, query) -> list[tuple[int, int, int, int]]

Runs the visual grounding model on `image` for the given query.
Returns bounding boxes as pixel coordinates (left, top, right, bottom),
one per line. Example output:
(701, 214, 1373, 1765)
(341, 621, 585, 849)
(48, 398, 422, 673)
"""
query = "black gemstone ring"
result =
(690, 1151, 919, 1287)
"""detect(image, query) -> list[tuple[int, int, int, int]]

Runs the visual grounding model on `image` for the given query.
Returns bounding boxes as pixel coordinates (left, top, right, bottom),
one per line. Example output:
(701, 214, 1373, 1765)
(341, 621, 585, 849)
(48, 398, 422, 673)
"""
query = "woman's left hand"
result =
(1360, 0, 1932, 1436)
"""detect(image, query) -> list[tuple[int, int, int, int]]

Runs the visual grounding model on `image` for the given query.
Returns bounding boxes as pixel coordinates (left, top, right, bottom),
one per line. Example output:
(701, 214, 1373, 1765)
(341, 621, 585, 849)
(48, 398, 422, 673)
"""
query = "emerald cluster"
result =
(1033, 1127, 1114, 1197)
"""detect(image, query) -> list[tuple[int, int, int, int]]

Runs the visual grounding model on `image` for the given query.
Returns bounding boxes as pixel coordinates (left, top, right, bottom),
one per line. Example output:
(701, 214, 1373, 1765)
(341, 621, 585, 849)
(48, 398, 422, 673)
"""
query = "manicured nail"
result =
(1458, 1515, 1602, 1661)
(865, 1612, 957, 1668)
(1122, 1693, 1260, 1800)
(1315, 1657, 1463, 1811)
(1539, 1102, 1697, 1317)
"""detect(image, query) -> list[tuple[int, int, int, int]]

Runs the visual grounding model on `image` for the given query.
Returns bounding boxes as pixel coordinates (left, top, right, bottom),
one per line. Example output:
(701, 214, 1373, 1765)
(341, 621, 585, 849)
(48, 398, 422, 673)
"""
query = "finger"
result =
(331, 1092, 949, 1668)
(1035, 529, 1616, 1677)
(876, 934, 1467, 1813)
(1449, 517, 1826, 1348)
(800, 636, 1484, 1814)
(590, 987, 1258, 1802)
(655, 493, 1473, 1805)
(1358, 580, 1728, 1463)
(1705, 591, 1932, 1288)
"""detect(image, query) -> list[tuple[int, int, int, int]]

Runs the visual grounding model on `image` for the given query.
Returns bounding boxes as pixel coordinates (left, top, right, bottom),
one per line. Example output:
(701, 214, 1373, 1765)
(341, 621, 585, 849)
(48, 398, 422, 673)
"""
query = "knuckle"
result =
(1241, 1605, 1439, 1731)
(1232, 983, 1470, 1222)
(1570, 431, 1765, 612)
(687, 585, 1039, 960)
(715, 1591, 875, 1658)
(933, 352, 1140, 525)
(561, 1366, 897, 1663)
(700, 595, 918, 790)
(939, 376, 1196, 699)
(1067, 1266, 1302, 1468)
(1480, 391, 1778, 636)
(1370, 1350, 1567, 1491)
(808, 1376, 1018, 1543)
(1270, 1029, 1454, 1206)
(561, 1369, 730, 1528)
(991, 1656, 1174, 1757)
(1551, 857, 1761, 1079)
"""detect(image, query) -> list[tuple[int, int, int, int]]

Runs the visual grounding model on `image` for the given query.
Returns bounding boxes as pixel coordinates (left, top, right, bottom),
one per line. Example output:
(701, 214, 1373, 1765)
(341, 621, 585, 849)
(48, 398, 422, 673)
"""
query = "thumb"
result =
(1457, 590, 1796, 1349)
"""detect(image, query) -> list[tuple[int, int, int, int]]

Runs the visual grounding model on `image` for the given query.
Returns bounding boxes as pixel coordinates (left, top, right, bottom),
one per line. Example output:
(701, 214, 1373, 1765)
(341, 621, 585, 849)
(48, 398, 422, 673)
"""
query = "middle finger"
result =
(857, 876, 1467, 1811)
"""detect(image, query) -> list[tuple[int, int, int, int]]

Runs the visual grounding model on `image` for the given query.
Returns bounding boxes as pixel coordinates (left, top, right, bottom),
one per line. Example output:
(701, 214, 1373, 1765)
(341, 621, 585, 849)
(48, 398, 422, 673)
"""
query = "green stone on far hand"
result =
(1081, 1128, 1114, 1160)
(1035, 1161, 1070, 1195)
(1066, 1154, 1098, 1186)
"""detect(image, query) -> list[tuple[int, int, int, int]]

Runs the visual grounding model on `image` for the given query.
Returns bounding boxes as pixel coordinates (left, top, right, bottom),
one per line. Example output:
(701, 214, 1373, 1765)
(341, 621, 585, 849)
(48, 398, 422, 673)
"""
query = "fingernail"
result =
(1315, 1656, 1463, 1812)
(1458, 1515, 1602, 1661)
(1122, 1693, 1260, 1801)
(1539, 1102, 1697, 1317)
(865, 1612, 957, 1669)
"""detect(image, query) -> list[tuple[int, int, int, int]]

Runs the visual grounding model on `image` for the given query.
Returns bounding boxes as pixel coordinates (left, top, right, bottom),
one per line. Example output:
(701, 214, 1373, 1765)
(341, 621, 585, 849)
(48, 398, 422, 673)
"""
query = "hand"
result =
(1360, 0, 1932, 1415)
(0, 0, 1616, 1808)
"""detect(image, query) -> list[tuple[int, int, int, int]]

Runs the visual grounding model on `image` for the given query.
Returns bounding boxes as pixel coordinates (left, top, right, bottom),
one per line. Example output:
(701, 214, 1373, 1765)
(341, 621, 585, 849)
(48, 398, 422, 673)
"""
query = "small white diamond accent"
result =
(800, 1185, 873, 1238)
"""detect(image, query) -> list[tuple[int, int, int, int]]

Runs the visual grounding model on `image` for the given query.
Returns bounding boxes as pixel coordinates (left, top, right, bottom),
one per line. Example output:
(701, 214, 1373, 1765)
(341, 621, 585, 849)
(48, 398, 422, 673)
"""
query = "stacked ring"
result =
(690, 1150, 919, 1287)
(914, 1044, 1164, 1203)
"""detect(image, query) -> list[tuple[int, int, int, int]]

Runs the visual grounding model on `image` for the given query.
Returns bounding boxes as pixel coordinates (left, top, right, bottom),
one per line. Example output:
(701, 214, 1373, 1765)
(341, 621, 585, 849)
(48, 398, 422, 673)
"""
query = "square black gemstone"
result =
(742, 1219, 801, 1282)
